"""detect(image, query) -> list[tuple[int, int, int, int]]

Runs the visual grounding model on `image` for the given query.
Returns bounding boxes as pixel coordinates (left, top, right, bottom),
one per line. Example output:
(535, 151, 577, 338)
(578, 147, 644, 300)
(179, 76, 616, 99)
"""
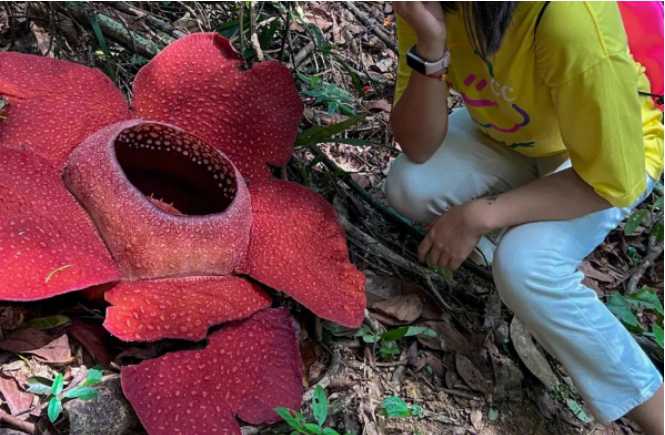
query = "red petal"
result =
(104, 276, 271, 342)
(0, 148, 119, 300)
(0, 52, 129, 167)
(63, 120, 251, 281)
(241, 181, 366, 327)
(121, 308, 303, 435)
(132, 33, 303, 183)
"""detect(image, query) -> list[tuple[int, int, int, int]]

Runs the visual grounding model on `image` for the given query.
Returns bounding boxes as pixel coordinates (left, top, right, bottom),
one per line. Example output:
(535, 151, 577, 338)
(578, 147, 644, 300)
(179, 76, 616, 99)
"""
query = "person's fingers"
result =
(427, 245, 442, 268)
(448, 255, 463, 271)
(417, 232, 433, 263)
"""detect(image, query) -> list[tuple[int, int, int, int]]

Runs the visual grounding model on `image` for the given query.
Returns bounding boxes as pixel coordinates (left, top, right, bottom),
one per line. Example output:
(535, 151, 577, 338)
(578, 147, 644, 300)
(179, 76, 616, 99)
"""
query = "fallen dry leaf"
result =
(416, 319, 468, 353)
(470, 409, 484, 431)
(0, 328, 52, 353)
(510, 317, 559, 390)
(67, 320, 112, 366)
(27, 334, 72, 364)
(455, 353, 492, 394)
(485, 335, 523, 401)
(370, 293, 423, 325)
(579, 261, 614, 283)
(365, 99, 392, 113)
(364, 272, 402, 305)
(0, 375, 33, 415)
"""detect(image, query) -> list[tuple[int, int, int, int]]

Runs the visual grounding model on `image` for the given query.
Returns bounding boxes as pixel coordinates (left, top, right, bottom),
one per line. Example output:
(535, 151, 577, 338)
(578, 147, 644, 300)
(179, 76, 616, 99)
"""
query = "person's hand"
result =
(393, 1, 447, 60)
(418, 199, 493, 271)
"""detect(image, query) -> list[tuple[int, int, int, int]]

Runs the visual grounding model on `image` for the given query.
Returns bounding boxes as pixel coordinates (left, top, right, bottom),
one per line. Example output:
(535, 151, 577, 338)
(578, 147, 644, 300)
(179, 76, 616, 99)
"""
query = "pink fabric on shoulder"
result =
(618, 1, 664, 111)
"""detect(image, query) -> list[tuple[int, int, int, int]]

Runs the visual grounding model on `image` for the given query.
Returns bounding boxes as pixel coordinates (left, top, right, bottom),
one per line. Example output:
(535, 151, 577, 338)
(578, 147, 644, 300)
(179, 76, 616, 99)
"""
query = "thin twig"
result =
(249, 1, 264, 62)
(109, 2, 185, 38)
(0, 409, 36, 434)
(56, 2, 161, 58)
(627, 235, 664, 294)
(345, 2, 396, 51)
(308, 143, 494, 282)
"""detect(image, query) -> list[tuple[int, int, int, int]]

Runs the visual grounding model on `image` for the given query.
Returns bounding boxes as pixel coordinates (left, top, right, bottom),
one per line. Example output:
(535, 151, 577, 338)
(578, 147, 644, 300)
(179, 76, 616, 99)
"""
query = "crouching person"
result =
(387, 1, 664, 433)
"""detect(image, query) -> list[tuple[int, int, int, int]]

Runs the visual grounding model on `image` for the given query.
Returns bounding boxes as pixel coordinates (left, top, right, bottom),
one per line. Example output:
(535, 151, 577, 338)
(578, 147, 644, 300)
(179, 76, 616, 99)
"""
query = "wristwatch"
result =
(406, 45, 450, 79)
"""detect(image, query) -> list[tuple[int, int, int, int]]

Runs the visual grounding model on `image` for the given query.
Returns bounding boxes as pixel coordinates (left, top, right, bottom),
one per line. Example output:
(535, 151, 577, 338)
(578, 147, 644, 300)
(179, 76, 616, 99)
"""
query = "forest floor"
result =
(0, 2, 662, 435)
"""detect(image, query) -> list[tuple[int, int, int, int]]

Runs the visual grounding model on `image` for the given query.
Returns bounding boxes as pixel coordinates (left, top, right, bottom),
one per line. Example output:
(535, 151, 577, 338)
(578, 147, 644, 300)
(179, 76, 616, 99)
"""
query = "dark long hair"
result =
(441, 2, 517, 58)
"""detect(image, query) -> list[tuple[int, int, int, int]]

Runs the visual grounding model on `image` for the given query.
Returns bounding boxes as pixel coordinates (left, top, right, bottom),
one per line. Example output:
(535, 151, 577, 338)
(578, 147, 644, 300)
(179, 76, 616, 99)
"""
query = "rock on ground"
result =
(64, 377, 140, 435)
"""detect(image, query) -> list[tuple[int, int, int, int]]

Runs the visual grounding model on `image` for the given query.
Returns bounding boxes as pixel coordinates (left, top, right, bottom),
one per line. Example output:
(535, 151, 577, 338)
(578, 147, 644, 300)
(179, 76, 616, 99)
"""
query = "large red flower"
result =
(0, 33, 366, 434)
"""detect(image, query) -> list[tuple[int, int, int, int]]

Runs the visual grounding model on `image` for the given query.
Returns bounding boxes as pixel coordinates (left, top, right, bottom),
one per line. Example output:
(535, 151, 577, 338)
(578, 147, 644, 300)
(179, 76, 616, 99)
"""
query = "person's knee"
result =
(385, 154, 435, 223)
(492, 227, 555, 321)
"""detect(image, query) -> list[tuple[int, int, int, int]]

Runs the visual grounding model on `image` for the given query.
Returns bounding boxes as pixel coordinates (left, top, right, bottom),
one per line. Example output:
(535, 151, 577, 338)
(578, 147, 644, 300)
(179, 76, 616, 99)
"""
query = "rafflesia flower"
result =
(0, 33, 366, 434)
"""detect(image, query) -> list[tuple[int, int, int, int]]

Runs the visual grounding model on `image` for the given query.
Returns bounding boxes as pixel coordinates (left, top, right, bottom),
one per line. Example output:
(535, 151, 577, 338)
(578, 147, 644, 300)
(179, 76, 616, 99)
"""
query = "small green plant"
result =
(27, 368, 103, 423)
(624, 188, 663, 241)
(381, 396, 423, 418)
(275, 385, 340, 435)
(298, 73, 356, 116)
(355, 325, 437, 360)
(606, 286, 664, 348)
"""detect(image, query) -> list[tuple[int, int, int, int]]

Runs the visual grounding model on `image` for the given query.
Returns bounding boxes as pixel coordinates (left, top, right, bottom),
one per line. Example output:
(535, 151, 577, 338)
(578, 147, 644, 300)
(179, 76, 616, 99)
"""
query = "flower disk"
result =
(63, 120, 251, 281)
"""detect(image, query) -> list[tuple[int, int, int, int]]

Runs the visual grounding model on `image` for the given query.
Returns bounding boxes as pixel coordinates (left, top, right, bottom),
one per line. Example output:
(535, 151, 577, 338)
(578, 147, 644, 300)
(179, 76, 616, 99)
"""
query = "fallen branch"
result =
(108, 2, 186, 39)
(337, 214, 456, 311)
(345, 2, 396, 51)
(0, 409, 35, 434)
(56, 2, 163, 58)
(626, 235, 663, 294)
(308, 144, 494, 282)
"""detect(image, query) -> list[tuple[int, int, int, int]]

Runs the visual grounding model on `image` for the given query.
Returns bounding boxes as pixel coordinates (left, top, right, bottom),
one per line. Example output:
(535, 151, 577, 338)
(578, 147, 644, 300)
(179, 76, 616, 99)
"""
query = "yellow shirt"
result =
(396, 1, 663, 207)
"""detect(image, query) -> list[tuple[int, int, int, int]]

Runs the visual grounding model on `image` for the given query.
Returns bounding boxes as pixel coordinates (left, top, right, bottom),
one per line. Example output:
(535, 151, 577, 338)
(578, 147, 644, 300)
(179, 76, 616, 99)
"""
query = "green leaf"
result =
(606, 293, 643, 333)
(304, 422, 324, 434)
(322, 428, 340, 435)
(381, 326, 437, 342)
(259, 19, 281, 48)
(26, 315, 71, 330)
(295, 115, 366, 147)
(274, 407, 304, 431)
(431, 266, 454, 282)
(410, 403, 423, 417)
(26, 381, 52, 396)
(312, 385, 328, 427)
(83, 368, 103, 387)
(378, 341, 400, 359)
(47, 397, 62, 423)
(652, 195, 663, 210)
(51, 373, 64, 396)
(63, 386, 97, 400)
(382, 396, 411, 418)
(651, 221, 664, 242)
(652, 324, 664, 349)
(354, 326, 380, 343)
(624, 209, 649, 235)
(566, 398, 592, 423)
(626, 287, 664, 316)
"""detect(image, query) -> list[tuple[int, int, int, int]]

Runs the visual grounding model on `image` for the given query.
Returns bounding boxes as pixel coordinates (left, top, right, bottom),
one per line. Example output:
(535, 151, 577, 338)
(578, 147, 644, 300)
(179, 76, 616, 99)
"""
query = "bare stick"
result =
(0, 409, 36, 434)
(627, 235, 664, 294)
(345, 2, 396, 51)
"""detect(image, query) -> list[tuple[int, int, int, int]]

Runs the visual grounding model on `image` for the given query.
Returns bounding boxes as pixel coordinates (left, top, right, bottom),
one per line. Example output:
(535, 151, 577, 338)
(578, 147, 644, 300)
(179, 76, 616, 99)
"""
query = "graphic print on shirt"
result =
(458, 54, 534, 148)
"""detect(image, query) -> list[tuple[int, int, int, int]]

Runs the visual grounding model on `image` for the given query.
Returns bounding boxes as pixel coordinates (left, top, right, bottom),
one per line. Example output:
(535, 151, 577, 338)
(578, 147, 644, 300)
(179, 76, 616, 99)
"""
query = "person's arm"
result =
(391, 2, 449, 164)
(417, 169, 612, 270)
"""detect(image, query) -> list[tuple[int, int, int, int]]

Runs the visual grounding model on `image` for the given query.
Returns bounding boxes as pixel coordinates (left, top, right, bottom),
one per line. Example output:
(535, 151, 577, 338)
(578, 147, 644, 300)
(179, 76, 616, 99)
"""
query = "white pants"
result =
(385, 109, 663, 423)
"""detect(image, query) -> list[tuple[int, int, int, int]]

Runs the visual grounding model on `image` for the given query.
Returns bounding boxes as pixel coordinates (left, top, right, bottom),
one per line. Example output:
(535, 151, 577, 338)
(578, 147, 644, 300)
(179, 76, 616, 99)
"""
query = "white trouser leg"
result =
(385, 108, 538, 224)
(493, 178, 662, 423)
